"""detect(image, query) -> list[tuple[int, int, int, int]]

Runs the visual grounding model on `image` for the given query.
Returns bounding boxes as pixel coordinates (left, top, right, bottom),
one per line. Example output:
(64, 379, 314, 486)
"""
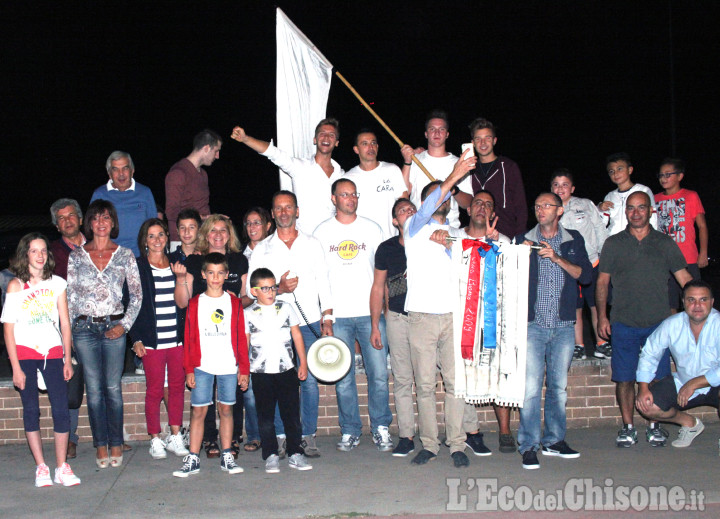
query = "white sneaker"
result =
(265, 454, 280, 473)
(336, 434, 360, 452)
(372, 425, 394, 452)
(165, 433, 189, 457)
(671, 418, 705, 448)
(289, 453, 312, 471)
(35, 463, 52, 487)
(149, 437, 167, 459)
(54, 463, 81, 486)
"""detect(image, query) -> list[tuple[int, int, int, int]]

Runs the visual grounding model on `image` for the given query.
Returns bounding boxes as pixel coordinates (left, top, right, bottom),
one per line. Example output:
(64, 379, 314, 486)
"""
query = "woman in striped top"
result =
(130, 218, 189, 460)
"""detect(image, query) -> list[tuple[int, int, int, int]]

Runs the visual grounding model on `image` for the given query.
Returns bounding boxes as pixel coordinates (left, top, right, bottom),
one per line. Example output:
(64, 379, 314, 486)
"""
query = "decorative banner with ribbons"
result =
(477, 241, 500, 351)
(460, 239, 494, 359)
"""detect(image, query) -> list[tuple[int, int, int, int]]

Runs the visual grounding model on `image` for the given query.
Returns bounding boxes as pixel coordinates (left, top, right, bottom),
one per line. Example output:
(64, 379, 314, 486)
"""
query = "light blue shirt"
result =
(637, 309, 720, 400)
(406, 186, 452, 258)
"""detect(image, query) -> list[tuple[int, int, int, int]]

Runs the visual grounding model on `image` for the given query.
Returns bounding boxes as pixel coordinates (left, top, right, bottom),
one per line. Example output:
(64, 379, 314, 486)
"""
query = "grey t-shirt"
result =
(599, 228, 686, 327)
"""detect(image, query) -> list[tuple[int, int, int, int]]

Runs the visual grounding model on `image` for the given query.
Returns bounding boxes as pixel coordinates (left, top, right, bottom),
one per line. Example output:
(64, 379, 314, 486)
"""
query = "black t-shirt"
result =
(374, 236, 408, 315)
(185, 251, 248, 297)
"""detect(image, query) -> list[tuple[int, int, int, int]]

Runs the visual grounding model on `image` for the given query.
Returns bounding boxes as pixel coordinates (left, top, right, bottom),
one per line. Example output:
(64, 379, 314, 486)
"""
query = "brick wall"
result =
(1, 359, 717, 444)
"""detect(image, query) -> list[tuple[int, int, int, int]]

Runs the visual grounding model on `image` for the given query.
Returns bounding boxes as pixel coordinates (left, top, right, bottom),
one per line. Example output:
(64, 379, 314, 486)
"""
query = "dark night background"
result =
(3, 1, 719, 255)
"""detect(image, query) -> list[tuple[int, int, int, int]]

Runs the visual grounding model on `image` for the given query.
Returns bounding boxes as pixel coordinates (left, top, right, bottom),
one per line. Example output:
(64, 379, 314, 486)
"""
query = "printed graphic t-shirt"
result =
(196, 292, 237, 375)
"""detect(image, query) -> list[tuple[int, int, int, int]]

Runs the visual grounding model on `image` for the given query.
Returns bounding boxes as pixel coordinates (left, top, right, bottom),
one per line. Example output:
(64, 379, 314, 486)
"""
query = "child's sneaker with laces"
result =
(265, 454, 280, 473)
(288, 453, 313, 470)
(35, 463, 53, 487)
(54, 463, 81, 486)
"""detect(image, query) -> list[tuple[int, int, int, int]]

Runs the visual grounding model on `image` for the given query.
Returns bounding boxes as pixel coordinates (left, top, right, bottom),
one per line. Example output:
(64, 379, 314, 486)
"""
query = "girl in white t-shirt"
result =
(1, 233, 80, 487)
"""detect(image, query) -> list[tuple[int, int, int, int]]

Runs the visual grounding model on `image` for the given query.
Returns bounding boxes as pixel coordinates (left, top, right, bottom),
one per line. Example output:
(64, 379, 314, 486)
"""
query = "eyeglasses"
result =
(657, 171, 679, 179)
(253, 285, 279, 293)
(336, 193, 359, 199)
(533, 203, 561, 211)
(244, 220, 263, 227)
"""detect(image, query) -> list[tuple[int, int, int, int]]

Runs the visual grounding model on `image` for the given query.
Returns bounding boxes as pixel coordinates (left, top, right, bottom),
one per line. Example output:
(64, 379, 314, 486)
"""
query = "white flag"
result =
(276, 8, 333, 190)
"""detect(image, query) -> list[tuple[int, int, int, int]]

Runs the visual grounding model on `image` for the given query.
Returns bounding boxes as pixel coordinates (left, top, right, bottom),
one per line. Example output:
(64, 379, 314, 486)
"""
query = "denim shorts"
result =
(191, 369, 238, 406)
(611, 321, 670, 382)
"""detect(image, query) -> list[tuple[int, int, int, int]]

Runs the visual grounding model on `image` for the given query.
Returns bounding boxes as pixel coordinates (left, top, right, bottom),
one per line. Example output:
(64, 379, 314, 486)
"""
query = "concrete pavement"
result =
(1, 424, 718, 518)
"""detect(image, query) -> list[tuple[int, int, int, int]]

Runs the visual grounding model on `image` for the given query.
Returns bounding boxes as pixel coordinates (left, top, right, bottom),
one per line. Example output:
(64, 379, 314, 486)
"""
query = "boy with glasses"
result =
(654, 158, 708, 310)
(245, 268, 312, 473)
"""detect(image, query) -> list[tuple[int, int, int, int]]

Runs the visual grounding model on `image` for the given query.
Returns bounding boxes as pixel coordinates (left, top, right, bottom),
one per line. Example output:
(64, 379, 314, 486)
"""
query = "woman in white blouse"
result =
(67, 200, 141, 469)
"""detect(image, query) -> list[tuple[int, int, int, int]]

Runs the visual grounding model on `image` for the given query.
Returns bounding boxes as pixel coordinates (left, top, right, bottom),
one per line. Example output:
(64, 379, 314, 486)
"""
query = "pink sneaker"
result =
(35, 463, 52, 487)
(54, 462, 81, 486)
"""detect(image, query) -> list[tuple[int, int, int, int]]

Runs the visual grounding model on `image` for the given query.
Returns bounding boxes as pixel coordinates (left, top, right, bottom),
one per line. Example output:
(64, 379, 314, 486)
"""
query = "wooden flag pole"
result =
(335, 71, 436, 182)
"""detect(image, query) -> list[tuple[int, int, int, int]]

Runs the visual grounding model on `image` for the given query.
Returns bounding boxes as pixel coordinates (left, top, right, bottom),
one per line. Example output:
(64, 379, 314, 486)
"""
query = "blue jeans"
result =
(72, 317, 126, 448)
(297, 321, 321, 436)
(243, 378, 260, 442)
(519, 323, 575, 454)
(333, 315, 392, 436)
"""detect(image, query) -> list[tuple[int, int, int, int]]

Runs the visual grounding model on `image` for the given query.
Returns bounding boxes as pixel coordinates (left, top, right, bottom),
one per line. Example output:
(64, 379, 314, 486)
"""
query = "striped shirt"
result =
(151, 265, 178, 349)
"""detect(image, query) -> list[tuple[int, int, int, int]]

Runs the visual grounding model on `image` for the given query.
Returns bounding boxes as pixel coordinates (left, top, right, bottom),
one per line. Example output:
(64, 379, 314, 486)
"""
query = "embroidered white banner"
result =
(452, 242, 531, 407)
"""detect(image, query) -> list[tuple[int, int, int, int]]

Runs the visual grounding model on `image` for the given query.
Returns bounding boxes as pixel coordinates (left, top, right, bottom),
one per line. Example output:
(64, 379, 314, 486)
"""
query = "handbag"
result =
(66, 355, 84, 409)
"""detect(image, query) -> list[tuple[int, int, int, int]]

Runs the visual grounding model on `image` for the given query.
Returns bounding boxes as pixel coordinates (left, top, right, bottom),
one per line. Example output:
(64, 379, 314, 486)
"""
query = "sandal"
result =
(244, 440, 260, 452)
(203, 440, 220, 458)
(230, 440, 240, 459)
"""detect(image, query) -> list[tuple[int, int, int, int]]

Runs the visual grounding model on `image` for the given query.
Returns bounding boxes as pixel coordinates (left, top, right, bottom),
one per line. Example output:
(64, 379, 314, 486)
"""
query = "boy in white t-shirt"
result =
(245, 268, 312, 473)
(173, 253, 249, 478)
(598, 152, 658, 235)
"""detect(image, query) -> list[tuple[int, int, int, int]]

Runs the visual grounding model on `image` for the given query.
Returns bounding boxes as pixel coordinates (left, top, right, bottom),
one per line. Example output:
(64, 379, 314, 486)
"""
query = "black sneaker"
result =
(498, 433, 516, 453)
(594, 342, 612, 358)
(522, 450, 540, 470)
(411, 449, 437, 465)
(573, 345, 587, 360)
(465, 433, 492, 456)
(451, 451, 469, 468)
(541, 441, 580, 458)
(392, 437, 415, 457)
